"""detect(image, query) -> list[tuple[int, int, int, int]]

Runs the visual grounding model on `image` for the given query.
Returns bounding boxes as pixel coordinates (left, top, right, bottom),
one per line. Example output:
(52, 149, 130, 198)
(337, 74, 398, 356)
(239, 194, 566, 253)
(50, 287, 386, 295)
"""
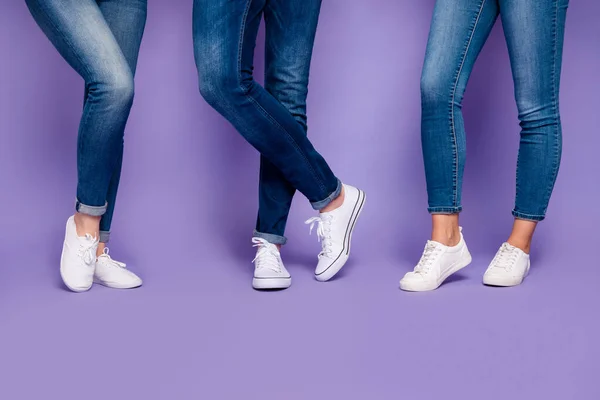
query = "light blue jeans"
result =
(26, 0, 147, 242)
(421, 0, 569, 221)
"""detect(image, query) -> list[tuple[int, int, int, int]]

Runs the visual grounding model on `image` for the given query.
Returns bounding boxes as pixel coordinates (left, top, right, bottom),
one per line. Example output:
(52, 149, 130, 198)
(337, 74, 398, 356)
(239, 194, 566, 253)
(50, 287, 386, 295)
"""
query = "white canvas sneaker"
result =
(60, 215, 99, 293)
(305, 184, 366, 282)
(483, 242, 530, 287)
(252, 238, 291, 290)
(94, 248, 142, 289)
(400, 228, 472, 292)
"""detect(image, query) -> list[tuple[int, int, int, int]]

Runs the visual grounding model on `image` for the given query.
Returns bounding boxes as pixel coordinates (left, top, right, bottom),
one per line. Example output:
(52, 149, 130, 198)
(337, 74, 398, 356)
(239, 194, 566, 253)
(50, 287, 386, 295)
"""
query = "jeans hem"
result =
(75, 199, 107, 217)
(428, 206, 462, 214)
(311, 179, 342, 211)
(99, 231, 110, 243)
(512, 210, 545, 222)
(253, 230, 287, 245)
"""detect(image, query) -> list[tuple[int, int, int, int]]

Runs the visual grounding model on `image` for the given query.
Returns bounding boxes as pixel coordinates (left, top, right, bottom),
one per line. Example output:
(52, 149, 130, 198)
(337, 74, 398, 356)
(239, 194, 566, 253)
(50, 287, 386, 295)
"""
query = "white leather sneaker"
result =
(400, 228, 472, 292)
(483, 242, 530, 287)
(60, 216, 99, 293)
(252, 238, 291, 290)
(305, 184, 366, 282)
(94, 248, 142, 289)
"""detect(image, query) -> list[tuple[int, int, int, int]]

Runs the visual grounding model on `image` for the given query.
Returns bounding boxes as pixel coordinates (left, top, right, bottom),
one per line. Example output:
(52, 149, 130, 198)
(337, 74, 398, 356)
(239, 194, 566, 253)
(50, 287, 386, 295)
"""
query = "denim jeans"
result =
(420, 0, 568, 221)
(193, 0, 340, 245)
(26, 0, 147, 242)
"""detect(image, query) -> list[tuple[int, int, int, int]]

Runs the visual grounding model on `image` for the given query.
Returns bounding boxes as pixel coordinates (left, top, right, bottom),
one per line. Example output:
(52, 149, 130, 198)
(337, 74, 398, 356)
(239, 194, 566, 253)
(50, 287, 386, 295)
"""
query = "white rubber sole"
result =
(93, 278, 143, 289)
(399, 253, 472, 292)
(315, 189, 366, 282)
(483, 261, 530, 287)
(252, 277, 292, 290)
(60, 270, 92, 293)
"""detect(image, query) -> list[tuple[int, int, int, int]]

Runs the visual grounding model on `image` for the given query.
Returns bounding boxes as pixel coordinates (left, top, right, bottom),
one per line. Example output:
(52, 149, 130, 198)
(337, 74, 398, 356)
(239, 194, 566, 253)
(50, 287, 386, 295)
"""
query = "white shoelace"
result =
(78, 234, 98, 266)
(98, 247, 127, 268)
(491, 243, 519, 271)
(252, 238, 281, 272)
(414, 241, 443, 275)
(305, 215, 334, 258)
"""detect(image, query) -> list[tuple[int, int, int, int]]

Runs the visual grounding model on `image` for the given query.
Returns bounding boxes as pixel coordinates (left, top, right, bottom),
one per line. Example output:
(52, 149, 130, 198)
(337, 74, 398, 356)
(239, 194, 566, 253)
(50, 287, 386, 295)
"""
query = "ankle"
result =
(96, 242, 106, 257)
(432, 228, 461, 247)
(321, 186, 345, 213)
(507, 238, 531, 254)
(430, 214, 460, 246)
(74, 212, 100, 238)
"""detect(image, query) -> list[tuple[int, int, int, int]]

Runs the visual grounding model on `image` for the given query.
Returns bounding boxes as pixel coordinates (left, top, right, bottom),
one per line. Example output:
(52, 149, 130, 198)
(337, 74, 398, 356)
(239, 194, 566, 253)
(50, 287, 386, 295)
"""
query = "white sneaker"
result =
(305, 184, 366, 282)
(399, 228, 472, 292)
(94, 248, 143, 289)
(252, 238, 291, 290)
(60, 215, 99, 292)
(483, 243, 530, 287)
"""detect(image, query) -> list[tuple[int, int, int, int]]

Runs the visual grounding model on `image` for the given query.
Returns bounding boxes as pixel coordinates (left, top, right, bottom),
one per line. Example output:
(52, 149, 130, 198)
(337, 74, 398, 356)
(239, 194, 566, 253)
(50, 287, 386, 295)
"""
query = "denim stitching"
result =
(235, 0, 327, 195)
(450, 0, 487, 209)
(542, 0, 562, 216)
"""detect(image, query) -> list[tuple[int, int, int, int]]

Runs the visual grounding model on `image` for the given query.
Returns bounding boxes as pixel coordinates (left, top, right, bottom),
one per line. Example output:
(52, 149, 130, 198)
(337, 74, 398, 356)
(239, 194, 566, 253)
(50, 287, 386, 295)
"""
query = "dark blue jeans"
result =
(26, 0, 147, 242)
(421, 0, 568, 221)
(193, 0, 340, 245)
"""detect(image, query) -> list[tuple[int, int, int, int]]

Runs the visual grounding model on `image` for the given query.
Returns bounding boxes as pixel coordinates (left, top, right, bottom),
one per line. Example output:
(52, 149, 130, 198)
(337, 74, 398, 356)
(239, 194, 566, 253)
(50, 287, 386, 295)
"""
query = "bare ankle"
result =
(432, 229, 460, 247)
(96, 242, 106, 257)
(321, 186, 345, 213)
(74, 212, 101, 238)
(507, 219, 536, 254)
(507, 238, 531, 254)
(431, 214, 460, 246)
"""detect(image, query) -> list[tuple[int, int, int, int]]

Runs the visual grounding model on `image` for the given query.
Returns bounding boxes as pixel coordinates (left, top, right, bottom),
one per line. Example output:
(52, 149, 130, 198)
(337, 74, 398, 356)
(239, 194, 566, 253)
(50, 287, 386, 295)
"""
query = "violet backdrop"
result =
(0, 1, 599, 399)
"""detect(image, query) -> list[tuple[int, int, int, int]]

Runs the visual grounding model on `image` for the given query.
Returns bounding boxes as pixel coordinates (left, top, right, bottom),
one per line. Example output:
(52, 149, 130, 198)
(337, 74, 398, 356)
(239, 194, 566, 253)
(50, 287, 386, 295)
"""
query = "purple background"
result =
(1, 1, 599, 399)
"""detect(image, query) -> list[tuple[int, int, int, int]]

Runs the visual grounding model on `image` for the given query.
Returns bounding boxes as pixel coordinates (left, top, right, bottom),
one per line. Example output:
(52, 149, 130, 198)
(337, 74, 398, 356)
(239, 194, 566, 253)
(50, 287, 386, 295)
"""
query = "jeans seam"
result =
(544, 0, 561, 215)
(450, 0, 487, 209)
(236, 0, 327, 195)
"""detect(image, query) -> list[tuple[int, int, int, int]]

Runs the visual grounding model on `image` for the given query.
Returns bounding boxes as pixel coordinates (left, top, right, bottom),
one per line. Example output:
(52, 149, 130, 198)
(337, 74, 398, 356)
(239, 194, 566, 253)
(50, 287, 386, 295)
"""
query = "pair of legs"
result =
(26, 0, 147, 291)
(193, 0, 343, 240)
(421, 0, 568, 251)
(400, 0, 568, 291)
(27, 0, 147, 247)
(193, 0, 365, 288)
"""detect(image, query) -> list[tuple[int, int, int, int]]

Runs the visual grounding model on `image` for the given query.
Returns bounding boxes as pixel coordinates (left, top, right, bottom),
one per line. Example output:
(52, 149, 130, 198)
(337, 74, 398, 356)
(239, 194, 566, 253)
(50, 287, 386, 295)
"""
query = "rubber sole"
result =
(252, 277, 292, 290)
(93, 278, 143, 289)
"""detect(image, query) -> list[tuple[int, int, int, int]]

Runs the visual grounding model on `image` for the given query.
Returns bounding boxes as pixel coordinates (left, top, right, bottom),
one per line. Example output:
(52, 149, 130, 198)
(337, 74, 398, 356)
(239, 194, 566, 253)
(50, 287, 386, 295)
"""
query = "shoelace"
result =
(305, 215, 333, 258)
(414, 241, 442, 275)
(491, 243, 519, 271)
(251, 238, 281, 272)
(98, 247, 127, 269)
(78, 234, 98, 266)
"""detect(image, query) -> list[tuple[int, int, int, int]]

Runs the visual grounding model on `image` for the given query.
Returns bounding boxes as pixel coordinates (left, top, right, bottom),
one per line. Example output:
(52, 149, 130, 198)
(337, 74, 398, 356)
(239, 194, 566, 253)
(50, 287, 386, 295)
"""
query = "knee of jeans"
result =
(197, 65, 241, 108)
(517, 101, 560, 131)
(96, 69, 135, 107)
(420, 71, 455, 108)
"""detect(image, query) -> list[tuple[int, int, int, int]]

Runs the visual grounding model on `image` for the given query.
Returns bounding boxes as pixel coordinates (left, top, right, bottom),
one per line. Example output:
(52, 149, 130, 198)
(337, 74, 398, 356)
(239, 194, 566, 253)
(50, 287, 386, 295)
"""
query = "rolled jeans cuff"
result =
(253, 230, 287, 245)
(311, 179, 342, 211)
(428, 206, 462, 214)
(99, 231, 110, 243)
(75, 199, 107, 217)
(512, 210, 545, 222)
